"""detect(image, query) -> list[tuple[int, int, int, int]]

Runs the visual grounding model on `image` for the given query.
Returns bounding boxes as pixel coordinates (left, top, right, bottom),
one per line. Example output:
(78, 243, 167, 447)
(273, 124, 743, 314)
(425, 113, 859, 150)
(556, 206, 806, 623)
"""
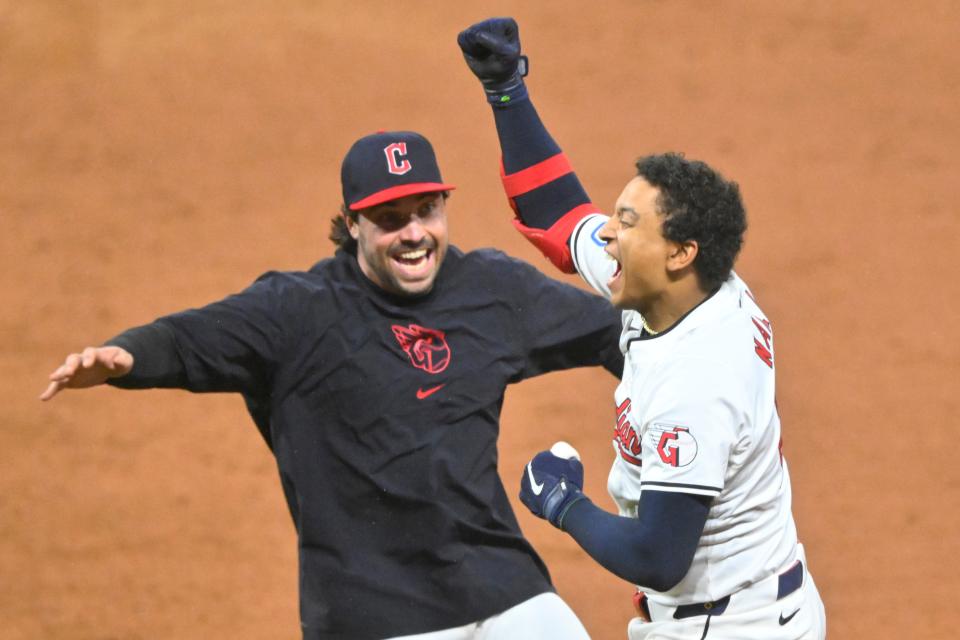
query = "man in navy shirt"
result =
(41, 130, 622, 639)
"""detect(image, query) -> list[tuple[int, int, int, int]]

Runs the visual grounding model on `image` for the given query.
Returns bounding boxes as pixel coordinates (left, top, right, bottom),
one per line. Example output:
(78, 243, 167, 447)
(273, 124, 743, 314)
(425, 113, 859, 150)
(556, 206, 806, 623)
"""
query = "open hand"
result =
(40, 346, 133, 401)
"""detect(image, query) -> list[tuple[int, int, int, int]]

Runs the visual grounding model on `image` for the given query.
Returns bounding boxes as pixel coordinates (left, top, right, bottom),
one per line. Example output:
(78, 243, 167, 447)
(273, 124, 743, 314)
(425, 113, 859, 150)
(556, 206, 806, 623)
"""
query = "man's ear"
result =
(346, 213, 360, 240)
(667, 239, 698, 273)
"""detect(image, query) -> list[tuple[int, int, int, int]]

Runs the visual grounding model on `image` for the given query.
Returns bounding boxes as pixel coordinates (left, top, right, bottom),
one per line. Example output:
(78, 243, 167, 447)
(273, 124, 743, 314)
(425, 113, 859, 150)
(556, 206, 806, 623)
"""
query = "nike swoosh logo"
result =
(416, 383, 445, 400)
(526, 462, 544, 495)
(779, 608, 800, 625)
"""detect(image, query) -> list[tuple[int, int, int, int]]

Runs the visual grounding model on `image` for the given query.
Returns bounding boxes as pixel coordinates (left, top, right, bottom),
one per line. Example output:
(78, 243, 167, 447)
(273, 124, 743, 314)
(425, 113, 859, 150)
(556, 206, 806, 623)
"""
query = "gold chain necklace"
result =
(641, 317, 659, 335)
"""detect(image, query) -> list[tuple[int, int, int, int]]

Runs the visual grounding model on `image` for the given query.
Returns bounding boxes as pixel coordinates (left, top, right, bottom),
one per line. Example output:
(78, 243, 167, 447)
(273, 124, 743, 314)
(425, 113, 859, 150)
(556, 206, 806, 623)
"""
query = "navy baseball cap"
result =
(341, 131, 456, 211)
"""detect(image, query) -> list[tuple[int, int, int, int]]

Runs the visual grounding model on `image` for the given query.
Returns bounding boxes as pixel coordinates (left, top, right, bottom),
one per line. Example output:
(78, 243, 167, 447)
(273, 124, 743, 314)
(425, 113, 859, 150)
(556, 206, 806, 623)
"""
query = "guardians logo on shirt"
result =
(392, 324, 451, 374)
(648, 423, 699, 468)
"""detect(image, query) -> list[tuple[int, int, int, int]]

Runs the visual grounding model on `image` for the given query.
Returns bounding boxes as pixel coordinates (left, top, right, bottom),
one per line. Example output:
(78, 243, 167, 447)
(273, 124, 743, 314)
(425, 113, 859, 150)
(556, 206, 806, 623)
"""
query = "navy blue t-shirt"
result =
(110, 246, 622, 639)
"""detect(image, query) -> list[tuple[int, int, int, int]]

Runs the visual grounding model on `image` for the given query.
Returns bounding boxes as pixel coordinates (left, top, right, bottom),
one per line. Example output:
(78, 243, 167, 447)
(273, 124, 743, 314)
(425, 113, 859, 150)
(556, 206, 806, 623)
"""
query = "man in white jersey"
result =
(458, 17, 827, 640)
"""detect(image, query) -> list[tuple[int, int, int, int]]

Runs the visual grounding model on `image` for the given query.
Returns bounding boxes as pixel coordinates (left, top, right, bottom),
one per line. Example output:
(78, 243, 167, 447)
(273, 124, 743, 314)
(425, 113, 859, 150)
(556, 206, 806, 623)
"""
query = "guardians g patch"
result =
(648, 423, 699, 468)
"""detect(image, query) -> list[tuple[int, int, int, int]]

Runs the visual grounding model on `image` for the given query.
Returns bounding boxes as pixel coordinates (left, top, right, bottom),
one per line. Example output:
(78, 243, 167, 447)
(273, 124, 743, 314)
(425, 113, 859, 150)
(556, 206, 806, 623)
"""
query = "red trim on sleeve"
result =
(512, 204, 600, 274)
(500, 153, 574, 198)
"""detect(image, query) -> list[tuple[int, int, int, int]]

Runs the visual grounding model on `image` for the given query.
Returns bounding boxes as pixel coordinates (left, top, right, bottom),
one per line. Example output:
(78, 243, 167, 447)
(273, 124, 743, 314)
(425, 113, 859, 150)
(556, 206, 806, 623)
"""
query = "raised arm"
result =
(458, 17, 612, 287)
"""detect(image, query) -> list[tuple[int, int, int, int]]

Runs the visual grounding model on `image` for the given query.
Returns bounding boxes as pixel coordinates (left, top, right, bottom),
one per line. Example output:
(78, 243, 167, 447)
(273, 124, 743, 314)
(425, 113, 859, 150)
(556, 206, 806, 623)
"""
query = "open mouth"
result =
(390, 246, 437, 283)
(394, 247, 431, 266)
(607, 253, 623, 291)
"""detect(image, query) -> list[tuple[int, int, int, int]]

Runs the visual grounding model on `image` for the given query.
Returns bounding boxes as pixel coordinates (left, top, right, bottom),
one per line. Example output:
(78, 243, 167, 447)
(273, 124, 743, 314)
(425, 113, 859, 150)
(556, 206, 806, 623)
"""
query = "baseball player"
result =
(40, 130, 625, 639)
(458, 18, 827, 639)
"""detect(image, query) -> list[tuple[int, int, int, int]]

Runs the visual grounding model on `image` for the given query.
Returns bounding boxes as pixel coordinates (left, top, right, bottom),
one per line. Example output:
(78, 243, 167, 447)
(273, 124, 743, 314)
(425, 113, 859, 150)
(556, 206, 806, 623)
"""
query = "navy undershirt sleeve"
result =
(492, 98, 592, 230)
(494, 97, 561, 173)
(561, 490, 711, 592)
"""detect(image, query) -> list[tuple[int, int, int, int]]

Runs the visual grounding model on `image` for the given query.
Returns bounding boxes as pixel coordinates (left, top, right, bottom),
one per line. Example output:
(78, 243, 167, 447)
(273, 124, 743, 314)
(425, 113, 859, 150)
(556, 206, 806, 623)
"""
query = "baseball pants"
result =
(386, 592, 591, 640)
(627, 547, 826, 640)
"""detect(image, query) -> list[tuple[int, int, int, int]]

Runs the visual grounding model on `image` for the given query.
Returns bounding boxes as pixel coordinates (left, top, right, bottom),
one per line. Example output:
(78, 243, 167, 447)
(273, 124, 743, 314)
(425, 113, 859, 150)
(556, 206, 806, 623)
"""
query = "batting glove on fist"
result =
(519, 445, 587, 530)
(457, 17, 529, 105)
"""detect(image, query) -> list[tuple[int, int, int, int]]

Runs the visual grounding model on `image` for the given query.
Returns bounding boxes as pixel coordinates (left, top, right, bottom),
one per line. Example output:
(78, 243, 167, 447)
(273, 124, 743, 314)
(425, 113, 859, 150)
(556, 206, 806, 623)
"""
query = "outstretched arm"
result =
(39, 321, 186, 400)
(459, 17, 604, 274)
(41, 271, 295, 403)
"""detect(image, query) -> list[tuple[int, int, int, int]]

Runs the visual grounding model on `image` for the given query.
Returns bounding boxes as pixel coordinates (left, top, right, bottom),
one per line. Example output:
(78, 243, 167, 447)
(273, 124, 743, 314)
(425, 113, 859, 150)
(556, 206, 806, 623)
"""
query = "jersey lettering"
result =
(392, 324, 450, 374)
(752, 316, 774, 368)
(384, 142, 412, 175)
(613, 398, 642, 465)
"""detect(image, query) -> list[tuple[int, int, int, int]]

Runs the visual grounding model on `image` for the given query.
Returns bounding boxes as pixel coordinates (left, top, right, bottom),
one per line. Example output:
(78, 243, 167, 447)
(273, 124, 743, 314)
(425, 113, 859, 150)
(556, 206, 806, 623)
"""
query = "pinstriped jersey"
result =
(569, 213, 799, 606)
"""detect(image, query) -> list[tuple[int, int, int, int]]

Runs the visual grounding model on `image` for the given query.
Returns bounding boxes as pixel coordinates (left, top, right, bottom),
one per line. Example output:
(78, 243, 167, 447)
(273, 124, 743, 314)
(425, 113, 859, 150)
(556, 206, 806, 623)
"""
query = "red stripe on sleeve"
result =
(500, 153, 574, 198)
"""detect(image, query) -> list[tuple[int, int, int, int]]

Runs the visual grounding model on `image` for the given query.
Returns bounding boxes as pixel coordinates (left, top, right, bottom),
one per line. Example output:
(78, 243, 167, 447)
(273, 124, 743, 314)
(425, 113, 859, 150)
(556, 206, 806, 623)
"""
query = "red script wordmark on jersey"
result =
(752, 316, 773, 368)
(613, 398, 642, 466)
(392, 324, 451, 374)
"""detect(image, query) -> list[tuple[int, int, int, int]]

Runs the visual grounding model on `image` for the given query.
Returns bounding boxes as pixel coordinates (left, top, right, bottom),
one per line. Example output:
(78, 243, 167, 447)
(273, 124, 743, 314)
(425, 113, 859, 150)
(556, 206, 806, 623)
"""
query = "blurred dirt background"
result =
(2, 1, 958, 638)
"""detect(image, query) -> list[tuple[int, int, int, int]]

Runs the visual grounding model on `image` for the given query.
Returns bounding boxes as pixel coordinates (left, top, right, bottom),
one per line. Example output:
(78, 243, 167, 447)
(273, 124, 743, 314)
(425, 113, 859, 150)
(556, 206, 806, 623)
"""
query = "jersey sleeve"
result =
(150, 271, 296, 395)
(638, 359, 746, 498)
(569, 213, 617, 299)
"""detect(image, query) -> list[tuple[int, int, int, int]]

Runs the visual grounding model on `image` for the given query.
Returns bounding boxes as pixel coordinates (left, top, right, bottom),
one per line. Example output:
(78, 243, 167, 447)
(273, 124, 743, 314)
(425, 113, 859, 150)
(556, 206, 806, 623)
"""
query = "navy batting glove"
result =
(519, 450, 587, 530)
(457, 17, 529, 106)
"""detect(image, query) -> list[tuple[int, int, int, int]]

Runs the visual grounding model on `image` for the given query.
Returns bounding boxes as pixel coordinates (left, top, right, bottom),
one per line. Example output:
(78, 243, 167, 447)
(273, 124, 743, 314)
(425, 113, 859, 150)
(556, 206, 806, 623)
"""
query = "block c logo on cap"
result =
(384, 142, 412, 175)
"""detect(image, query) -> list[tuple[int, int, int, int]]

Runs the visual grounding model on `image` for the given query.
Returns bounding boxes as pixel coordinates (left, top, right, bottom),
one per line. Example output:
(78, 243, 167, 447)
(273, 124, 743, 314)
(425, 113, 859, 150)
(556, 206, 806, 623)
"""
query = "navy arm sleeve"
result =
(561, 490, 711, 592)
(493, 97, 593, 231)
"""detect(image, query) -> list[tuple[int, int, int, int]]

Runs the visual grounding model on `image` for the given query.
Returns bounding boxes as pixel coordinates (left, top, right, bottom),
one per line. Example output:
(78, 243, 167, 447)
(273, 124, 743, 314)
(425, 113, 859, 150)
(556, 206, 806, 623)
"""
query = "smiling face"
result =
(599, 176, 678, 311)
(347, 191, 449, 296)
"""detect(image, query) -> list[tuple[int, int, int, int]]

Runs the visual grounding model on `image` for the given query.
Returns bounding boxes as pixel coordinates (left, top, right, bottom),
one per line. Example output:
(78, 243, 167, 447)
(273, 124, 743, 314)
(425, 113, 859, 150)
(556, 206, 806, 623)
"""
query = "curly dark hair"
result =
(329, 204, 358, 255)
(635, 153, 747, 292)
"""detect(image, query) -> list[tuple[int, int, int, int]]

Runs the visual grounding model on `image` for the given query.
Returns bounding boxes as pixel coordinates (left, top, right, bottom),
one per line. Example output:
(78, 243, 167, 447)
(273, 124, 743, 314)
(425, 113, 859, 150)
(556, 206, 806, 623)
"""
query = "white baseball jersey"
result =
(569, 213, 800, 607)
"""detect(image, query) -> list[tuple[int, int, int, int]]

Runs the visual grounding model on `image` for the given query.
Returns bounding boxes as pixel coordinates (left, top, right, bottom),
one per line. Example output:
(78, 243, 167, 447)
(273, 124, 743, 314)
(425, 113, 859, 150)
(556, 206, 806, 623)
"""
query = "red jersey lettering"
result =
(752, 316, 774, 368)
(613, 398, 642, 465)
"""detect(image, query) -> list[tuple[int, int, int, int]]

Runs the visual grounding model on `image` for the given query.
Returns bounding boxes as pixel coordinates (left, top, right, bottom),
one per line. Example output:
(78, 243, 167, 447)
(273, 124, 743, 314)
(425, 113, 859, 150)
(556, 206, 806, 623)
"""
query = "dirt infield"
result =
(3, 2, 958, 638)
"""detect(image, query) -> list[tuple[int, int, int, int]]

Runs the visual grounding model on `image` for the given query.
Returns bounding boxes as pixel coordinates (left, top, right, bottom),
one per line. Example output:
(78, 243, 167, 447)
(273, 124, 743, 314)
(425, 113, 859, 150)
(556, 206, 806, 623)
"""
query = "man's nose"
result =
(398, 217, 426, 243)
(598, 217, 616, 242)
